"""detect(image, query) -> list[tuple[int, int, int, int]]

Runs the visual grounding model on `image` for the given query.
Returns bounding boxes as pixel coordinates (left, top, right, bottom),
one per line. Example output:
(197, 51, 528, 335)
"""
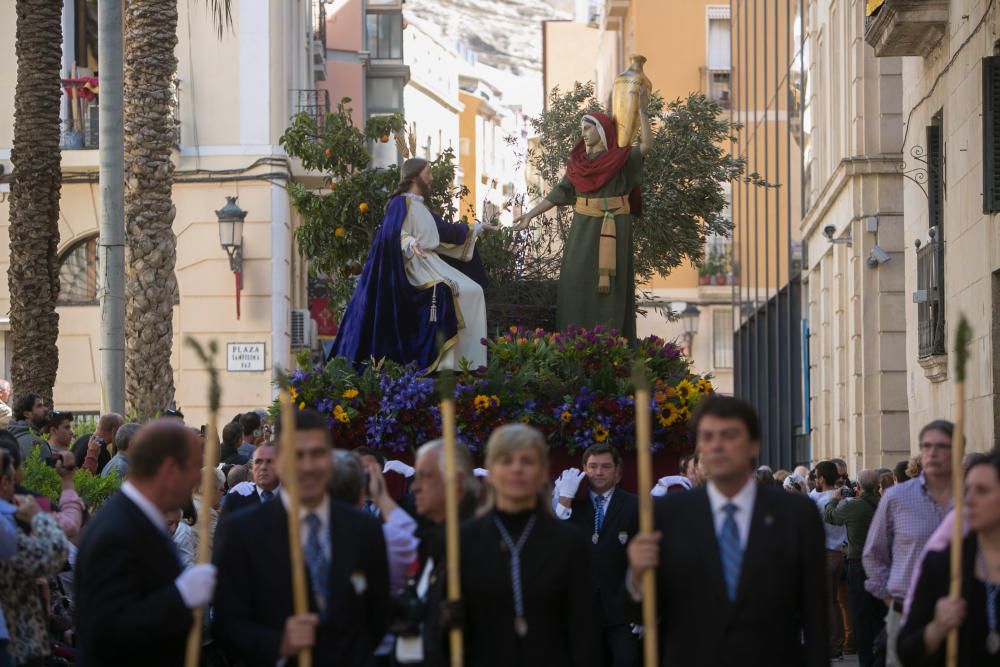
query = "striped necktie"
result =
(718, 503, 742, 600)
(593, 494, 605, 535)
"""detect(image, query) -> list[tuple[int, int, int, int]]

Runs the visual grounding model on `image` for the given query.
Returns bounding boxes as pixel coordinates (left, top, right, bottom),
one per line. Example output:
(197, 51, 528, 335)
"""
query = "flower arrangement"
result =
(281, 326, 712, 457)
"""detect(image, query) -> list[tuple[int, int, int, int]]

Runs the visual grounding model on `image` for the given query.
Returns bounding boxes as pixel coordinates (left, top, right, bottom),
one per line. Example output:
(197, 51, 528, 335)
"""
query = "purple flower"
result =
(290, 369, 310, 383)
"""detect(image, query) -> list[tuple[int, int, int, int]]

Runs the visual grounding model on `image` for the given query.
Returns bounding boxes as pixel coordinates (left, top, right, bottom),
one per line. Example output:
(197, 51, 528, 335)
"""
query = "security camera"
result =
(867, 245, 891, 267)
(822, 225, 836, 240)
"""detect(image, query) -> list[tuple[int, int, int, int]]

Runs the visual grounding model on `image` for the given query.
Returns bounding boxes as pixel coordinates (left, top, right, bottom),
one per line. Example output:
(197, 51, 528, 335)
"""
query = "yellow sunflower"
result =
(593, 424, 609, 442)
(560, 410, 572, 423)
(675, 380, 695, 401)
(341, 388, 359, 399)
(333, 404, 350, 424)
(660, 402, 681, 427)
(473, 394, 491, 411)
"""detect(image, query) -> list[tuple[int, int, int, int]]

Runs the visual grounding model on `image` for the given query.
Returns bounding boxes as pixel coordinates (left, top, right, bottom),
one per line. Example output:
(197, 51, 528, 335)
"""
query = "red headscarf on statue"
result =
(565, 111, 643, 217)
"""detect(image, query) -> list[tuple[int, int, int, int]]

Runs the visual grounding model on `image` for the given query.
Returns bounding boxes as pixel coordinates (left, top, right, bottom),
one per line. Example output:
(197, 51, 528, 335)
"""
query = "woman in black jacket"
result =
(459, 424, 603, 667)
(899, 452, 1000, 666)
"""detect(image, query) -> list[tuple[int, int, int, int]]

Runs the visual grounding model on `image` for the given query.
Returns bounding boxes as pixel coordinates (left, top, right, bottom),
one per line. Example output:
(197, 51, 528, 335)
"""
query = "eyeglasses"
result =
(919, 442, 952, 452)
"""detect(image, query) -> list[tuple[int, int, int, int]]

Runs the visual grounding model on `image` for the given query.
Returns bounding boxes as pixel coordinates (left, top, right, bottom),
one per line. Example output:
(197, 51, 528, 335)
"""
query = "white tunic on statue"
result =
(399, 194, 487, 370)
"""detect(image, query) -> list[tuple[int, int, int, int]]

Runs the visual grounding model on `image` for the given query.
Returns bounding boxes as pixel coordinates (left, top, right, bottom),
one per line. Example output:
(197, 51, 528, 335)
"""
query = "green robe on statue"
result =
(546, 146, 643, 339)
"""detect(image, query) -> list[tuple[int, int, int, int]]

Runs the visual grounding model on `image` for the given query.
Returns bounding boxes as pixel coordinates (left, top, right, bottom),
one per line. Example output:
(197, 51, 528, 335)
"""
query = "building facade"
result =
(865, 0, 1000, 450)
(799, 0, 910, 472)
(0, 0, 322, 426)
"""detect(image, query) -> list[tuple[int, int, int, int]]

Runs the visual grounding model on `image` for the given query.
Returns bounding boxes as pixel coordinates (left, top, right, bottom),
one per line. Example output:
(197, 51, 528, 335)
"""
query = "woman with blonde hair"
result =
(458, 424, 601, 667)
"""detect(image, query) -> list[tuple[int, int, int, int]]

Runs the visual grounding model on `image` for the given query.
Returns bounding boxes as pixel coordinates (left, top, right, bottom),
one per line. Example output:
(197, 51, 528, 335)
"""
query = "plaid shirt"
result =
(862, 474, 950, 601)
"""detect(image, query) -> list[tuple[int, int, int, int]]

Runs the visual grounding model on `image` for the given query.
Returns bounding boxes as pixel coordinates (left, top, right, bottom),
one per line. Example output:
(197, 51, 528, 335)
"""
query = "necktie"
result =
(304, 513, 330, 618)
(259, 489, 273, 503)
(593, 494, 605, 536)
(718, 503, 742, 601)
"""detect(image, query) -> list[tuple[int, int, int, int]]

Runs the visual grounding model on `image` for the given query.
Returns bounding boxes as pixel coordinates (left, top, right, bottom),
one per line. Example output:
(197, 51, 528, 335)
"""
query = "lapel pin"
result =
(350, 570, 368, 595)
(618, 531, 628, 545)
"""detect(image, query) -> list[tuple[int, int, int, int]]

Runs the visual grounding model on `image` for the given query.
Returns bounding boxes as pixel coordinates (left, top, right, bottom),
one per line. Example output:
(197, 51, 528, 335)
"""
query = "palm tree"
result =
(123, 0, 231, 418)
(8, 0, 64, 401)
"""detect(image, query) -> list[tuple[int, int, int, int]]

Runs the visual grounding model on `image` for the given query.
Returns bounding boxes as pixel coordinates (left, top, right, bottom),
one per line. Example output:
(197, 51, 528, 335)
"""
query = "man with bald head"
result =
(75, 420, 216, 667)
(823, 468, 884, 667)
(0, 379, 12, 428)
(72, 413, 125, 474)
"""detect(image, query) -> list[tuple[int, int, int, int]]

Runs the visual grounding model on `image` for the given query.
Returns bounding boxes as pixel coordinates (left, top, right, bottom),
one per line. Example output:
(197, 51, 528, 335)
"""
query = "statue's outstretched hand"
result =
(511, 214, 532, 232)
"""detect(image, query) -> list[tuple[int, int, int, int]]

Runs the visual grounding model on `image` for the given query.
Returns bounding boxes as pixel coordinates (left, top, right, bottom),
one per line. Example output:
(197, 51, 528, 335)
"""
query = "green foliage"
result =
(280, 99, 467, 321)
(72, 415, 97, 440)
(525, 82, 745, 286)
(955, 315, 972, 381)
(22, 446, 122, 510)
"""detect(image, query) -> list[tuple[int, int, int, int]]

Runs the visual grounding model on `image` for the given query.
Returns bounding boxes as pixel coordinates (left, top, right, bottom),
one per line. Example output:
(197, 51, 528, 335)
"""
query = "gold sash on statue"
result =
(575, 195, 630, 294)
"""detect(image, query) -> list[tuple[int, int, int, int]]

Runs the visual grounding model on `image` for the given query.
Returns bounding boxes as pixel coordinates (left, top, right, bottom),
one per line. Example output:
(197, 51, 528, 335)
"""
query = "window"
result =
(713, 308, 734, 369)
(916, 113, 946, 357)
(706, 7, 731, 69)
(983, 56, 1000, 213)
(58, 236, 99, 305)
(367, 77, 403, 113)
(366, 12, 403, 60)
(706, 7, 731, 109)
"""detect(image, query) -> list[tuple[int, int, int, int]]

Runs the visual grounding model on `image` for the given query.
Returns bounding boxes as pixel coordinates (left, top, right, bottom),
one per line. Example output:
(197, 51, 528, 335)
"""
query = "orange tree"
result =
(280, 98, 465, 315)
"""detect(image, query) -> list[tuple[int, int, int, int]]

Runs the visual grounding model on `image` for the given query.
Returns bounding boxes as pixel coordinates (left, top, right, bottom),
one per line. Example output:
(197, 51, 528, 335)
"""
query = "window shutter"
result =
(983, 56, 1000, 213)
(927, 123, 944, 230)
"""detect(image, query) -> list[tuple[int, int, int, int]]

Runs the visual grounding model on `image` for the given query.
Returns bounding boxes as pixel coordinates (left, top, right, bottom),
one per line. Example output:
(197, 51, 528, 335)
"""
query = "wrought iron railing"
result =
(915, 227, 945, 357)
(292, 89, 331, 128)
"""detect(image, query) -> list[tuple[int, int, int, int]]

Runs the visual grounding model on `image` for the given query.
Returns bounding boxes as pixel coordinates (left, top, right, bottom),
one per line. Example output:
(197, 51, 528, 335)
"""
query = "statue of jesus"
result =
(512, 91, 652, 339)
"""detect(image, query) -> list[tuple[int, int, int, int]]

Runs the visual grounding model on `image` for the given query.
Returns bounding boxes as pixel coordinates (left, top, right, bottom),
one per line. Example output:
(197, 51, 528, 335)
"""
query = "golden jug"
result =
(611, 55, 652, 147)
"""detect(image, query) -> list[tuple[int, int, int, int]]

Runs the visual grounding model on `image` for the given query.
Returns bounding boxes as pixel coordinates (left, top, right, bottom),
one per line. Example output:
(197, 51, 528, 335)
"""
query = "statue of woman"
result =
(512, 90, 652, 338)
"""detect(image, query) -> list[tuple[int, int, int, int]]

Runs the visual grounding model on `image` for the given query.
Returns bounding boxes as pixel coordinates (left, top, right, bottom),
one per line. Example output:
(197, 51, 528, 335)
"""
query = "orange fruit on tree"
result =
(324, 148, 333, 158)
(335, 227, 347, 238)
(380, 134, 390, 143)
(359, 202, 369, 214)
(327, 182, 337, 190)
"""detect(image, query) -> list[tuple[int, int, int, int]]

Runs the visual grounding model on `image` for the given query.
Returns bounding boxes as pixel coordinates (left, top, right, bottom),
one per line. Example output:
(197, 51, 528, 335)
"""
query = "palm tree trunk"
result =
(124, 0, 179, 419)
(8, 0, 64, 401)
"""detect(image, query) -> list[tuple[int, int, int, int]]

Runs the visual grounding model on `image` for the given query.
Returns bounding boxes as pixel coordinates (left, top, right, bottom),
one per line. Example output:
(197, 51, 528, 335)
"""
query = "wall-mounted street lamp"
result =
(681, 302, 701, 355)
(216, 196, 247, 319)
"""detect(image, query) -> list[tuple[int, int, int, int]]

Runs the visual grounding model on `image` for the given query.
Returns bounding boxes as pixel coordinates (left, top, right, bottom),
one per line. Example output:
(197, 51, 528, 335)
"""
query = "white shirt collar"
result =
(279, 489, 331, 526)
(121, 481, 168, 533)
(706, 477, 757, 517)
(402, 192, 425, 202)
(589, 486, 615, 503)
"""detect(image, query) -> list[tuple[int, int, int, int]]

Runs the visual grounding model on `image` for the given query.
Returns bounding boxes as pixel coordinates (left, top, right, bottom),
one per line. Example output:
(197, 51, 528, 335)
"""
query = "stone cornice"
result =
(801, 154, 903, 238)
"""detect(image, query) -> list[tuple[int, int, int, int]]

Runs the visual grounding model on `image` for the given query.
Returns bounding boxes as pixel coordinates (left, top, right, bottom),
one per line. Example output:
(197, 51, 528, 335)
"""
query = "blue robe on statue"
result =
(330, 195, 488, 372)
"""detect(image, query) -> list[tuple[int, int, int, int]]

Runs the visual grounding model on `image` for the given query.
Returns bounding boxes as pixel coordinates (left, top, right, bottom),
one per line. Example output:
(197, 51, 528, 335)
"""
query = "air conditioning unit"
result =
(290, 309, 317, 349)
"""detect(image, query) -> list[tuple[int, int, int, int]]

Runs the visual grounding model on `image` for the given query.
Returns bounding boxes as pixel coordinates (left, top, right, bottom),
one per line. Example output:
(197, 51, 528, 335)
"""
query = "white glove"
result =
(383, 460, 415, 478)
(228, 481, 255, 497)
(175, 563, 217, 608)
(473, 468, 489, 478)
(554, 468, 586, 499)
(651, 475, 691, 496)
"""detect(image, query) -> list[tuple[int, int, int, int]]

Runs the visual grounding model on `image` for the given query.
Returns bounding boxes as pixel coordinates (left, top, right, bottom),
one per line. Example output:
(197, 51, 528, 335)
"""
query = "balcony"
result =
(311, 0, 327, 81)
(60, 77, 181, 150)
(702, 68, 732, 110)
(292, 89, 331, 128)
(864, 0, 949, 58)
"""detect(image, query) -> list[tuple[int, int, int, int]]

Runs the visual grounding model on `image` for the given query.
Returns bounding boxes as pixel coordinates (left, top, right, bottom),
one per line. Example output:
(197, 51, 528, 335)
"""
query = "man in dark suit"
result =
(220, 441, 280, 515)
(626, 395, 828, 667)
(75, 420, 216, 667)
(554, 443, 639, 667)
(212, 409, 391, 667)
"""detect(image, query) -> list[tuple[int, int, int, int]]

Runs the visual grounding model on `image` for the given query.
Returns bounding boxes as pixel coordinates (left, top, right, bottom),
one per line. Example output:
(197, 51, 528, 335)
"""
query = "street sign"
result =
(226, 342, 266, 372)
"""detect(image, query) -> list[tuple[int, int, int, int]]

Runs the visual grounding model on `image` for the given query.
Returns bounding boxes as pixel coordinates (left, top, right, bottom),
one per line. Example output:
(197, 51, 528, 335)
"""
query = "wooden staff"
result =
(439, 370, 464, 666)
(280, 390, 312, 667)
(184, 339, 221, 667)
(946, 316, 972, 667)
(632, 363, 659, 667)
